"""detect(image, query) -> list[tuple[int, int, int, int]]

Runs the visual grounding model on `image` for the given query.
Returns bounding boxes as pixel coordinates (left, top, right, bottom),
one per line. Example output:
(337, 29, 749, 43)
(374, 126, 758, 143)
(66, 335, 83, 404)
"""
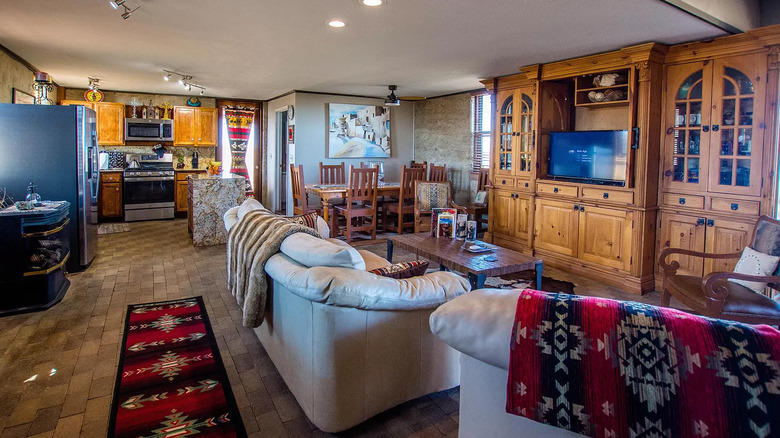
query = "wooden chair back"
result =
(410, 160, 427, 169)
(319, 162, 345, 184)
(290, 164, 309, 215)
(414, 181, 453, 213)
(346, 166, 378, 205)
(477, 168, 490, 192)
(428, 164, 447, 182)
(399, 166, 426, 203)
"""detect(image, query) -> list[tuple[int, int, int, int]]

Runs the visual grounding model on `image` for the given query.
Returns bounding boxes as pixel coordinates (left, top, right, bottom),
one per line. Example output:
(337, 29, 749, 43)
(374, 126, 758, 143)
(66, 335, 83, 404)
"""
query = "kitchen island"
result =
(188, 175, 246, 246)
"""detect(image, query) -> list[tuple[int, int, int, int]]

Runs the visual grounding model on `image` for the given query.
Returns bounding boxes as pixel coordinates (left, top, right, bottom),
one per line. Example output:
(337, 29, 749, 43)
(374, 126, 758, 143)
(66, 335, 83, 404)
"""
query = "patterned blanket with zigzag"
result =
(506, 290, 780, 438)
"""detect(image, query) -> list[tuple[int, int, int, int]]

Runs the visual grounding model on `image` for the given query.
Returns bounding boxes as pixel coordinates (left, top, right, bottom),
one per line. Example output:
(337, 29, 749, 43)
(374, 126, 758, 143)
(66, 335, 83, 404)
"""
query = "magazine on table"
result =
(430, 208, 457, 236)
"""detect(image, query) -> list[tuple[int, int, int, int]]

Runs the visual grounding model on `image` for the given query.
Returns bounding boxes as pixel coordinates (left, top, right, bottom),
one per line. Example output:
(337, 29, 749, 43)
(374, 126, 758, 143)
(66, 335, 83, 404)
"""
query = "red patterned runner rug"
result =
(108, 297, 246, 438)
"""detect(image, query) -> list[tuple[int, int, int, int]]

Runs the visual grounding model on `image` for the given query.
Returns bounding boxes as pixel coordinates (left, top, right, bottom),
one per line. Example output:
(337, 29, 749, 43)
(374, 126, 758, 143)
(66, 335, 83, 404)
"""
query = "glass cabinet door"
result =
(494, 90, 514, 176)
(662, 62, 712, 192)
(516, 92, 534, 178)
(708, 56, 765, 196)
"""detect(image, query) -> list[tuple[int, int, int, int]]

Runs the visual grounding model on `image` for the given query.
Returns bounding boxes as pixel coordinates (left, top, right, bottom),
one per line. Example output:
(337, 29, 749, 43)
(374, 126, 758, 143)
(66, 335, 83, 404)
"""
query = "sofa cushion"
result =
(265, 253, 470, 310)
(237, 198, 266, 220)
(280, 232, 365, 270)
(224, 206, 239, 231)
(370, 260, 429, 279)
(430, 288, 521, 370)
(357, 250, 391, 271)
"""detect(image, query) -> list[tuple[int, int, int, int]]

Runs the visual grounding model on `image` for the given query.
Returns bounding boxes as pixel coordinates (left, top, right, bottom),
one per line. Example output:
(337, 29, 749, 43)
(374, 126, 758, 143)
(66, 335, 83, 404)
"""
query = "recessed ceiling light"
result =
(328, 19, 346, 28)
(361, 0, 384, 6)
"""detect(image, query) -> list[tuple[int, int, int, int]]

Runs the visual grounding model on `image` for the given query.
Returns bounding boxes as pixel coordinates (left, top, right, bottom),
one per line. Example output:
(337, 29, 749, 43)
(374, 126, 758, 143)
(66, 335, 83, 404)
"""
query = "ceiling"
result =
(0, 0, 726, 101)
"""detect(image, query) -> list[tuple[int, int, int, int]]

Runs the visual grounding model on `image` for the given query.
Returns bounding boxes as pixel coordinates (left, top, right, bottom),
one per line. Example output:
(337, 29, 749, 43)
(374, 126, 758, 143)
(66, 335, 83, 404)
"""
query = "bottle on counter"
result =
(26, 183, 42, 206)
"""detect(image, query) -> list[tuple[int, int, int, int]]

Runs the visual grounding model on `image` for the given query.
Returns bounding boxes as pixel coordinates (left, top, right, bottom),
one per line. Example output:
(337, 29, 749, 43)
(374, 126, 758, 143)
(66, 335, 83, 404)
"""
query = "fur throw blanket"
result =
(227, 208, 321, 328)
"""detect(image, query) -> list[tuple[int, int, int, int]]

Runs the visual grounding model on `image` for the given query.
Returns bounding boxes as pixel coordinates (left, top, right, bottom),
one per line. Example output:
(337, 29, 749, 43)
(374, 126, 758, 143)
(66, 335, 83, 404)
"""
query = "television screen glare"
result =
(548, 130, 628, 182)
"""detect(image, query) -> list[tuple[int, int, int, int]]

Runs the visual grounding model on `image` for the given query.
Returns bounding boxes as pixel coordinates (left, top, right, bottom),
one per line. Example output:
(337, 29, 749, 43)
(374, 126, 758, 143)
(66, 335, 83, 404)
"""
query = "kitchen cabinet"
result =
(175, 171, 205, 216)
(534, 199, 633, 272)
(493, 85, 535, 184)
(60, 100, 125, 145)
(658, 212, 752, 276)
(98, 171, 123, 220)
(173, 107, 218, 146)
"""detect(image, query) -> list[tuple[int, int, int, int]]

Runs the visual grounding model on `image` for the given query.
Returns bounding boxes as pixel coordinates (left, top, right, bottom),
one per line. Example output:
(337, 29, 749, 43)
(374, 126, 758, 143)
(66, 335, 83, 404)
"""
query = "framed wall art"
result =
(328, 103, 390, 158)
(12, 88, 35, 104)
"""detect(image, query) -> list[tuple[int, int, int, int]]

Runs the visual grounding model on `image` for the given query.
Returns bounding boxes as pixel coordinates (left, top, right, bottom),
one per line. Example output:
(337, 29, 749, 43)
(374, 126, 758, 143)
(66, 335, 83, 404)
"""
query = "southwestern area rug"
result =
(108, 297, 247, 438)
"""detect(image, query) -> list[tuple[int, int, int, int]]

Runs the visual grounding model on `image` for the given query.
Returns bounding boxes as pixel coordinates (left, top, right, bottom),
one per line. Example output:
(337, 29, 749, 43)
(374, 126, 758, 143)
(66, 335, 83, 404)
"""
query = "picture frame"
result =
(12, 88, 35, 105)
(328, 103, 391, 158)
(473, 190, 487, 206)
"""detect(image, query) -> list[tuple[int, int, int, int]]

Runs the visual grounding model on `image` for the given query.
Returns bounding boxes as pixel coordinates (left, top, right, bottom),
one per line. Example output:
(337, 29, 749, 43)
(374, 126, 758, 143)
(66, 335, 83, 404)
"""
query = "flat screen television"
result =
(548, 130, 629, 186)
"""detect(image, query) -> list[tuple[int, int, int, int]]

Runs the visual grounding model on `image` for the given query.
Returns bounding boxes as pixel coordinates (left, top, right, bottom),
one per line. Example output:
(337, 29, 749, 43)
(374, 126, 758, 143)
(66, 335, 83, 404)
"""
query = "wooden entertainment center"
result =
(482, 25, 780, 294)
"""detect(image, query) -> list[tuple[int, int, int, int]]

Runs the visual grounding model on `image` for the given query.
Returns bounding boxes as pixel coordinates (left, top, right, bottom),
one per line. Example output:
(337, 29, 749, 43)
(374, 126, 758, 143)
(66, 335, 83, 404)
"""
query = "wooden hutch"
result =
(482, 25, 780, 295)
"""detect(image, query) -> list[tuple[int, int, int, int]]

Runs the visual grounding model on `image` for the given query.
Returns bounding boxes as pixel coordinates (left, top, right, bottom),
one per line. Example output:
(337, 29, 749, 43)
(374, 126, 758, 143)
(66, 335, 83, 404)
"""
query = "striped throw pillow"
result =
(370, 260, 430, 279)
(286, 212, 319, 229)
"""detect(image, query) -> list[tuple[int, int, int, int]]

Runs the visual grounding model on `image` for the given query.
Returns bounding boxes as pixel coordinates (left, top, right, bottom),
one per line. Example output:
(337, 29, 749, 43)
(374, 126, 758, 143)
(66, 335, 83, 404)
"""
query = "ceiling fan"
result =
(384, 85, 425, 106)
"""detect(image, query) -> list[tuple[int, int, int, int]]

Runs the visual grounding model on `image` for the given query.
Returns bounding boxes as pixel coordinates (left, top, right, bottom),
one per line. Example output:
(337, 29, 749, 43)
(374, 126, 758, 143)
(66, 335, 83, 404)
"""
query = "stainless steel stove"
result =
(123, 153, 175, 221)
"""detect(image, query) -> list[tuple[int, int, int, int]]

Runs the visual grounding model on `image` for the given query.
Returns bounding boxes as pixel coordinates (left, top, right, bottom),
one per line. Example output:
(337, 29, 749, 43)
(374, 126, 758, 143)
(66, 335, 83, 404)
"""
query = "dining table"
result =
(305, 182, 401, 222)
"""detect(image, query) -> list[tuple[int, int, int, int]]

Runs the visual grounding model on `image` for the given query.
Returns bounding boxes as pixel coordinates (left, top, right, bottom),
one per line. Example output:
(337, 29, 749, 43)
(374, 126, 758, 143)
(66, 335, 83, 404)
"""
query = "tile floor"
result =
(0, 219, 671, 438)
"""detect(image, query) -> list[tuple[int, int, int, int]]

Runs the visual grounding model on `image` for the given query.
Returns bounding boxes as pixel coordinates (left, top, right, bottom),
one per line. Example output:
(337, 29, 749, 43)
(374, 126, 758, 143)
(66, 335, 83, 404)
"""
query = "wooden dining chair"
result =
(428, 164, 448, 182)
(413, 181, 465, 234)
(383, 166, 426, 235)
(332, 166, 379, 242)
(463, 168, 491, 232)
(319, 162, 346, 184)
(290, 164, 317, 216)
(410, 160, 427, 169)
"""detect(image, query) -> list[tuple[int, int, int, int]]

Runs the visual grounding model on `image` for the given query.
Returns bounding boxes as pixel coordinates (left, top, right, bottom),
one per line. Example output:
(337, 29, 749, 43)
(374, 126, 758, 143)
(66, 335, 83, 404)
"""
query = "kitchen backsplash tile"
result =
(99, 145, 216, 170)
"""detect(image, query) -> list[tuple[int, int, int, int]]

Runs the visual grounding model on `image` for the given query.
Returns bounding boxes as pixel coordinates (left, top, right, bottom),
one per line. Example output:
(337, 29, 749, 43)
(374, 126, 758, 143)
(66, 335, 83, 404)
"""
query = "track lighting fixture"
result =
(121, 5, 139, 20)
(162, 70, 206, 95)
(109, 0, 125, 9)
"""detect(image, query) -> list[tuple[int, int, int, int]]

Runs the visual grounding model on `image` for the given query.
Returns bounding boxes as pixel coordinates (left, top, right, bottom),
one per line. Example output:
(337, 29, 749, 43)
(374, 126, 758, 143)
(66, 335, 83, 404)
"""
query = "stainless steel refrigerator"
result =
(0, 104, 99, 272)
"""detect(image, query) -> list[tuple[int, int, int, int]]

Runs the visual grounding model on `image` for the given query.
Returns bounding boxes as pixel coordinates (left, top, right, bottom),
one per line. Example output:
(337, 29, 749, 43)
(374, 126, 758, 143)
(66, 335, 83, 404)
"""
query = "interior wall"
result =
(663, 0, 760, 31)
(761, 0, 780, 27)
(0, 49, 57, 104)
(413, 93, 474, 204)
(292, 92, 415, 211)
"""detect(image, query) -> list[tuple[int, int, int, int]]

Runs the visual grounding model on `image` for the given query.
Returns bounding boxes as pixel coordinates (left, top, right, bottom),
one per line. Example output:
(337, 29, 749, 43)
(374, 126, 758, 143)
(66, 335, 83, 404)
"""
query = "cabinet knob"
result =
(574, 204, 579, 211)
(580, 206, 586, 212)
(553, 187, 559, 193)
(731, 203, 738, 211)
(524, 182, 529, 188)
(679, 197, 685, 205)
(603, 192, 609, 199)
(712, 125, 719, 132)
(707, 219, 714, 227)
(696, 218, 705, 226)
(664, 169, 673, 178)
(191, 138, 194, 141)
(702, 126, 709, 132)
(502, 180, 506, 185)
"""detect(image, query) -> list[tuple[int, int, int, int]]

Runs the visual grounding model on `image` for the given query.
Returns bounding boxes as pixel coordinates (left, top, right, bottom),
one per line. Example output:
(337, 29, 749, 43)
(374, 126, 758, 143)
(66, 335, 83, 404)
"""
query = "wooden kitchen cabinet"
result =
(173, 107, 218, 146)
(657, 212, 753, 277)
(175, 171, 205, 216)
(60, 100, 125, 145)
(534, 199, 579, 257)
(99, 171, 123, 220)
(490, 190, 531, 247)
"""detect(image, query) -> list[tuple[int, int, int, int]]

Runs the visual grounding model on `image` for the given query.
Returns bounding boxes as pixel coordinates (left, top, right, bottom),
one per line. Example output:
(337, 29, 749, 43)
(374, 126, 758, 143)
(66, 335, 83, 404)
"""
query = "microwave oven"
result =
(125, 118, 174, 141)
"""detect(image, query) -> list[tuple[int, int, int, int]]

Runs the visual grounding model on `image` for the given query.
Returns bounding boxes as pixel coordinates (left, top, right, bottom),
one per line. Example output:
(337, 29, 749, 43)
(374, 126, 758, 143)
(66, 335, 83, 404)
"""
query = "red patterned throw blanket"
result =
(507, 290, 780, 438)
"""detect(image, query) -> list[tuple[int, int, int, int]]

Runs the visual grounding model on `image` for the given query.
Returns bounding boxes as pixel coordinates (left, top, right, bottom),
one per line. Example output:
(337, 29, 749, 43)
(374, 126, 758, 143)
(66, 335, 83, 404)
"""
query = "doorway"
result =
(276, 110, 288, 214)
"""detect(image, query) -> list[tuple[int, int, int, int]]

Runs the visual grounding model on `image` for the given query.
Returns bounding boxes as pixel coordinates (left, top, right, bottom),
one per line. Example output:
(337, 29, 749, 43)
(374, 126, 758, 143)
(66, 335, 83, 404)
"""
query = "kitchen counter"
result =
(187, 175, 246, 246)
(100, 168, 125, 172)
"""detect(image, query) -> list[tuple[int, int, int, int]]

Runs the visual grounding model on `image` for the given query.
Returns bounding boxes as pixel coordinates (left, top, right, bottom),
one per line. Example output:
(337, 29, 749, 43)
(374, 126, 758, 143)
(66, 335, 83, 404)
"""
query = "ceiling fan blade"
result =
(399, 96, 426, 101)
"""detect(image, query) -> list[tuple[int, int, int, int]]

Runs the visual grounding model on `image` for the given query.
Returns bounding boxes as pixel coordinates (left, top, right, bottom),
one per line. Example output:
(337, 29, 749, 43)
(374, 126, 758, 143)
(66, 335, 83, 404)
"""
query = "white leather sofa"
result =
(224, 200, 470, 433)
(430, 289, 584, 438)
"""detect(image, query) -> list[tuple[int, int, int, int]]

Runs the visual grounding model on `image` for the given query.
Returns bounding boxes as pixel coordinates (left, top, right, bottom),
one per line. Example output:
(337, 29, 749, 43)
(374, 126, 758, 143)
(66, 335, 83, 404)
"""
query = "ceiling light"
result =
(361, 0, 384, 6)
(109, 0, 125, 9)
(385, 85, 400, 106)
(163, 73, 171, 81)
(328, 20, 346, 28)
(178, 78, 184, 85)
(87, 77, 100, 91)
(187, 84, 192, 91)
(200, 89, 204, 96)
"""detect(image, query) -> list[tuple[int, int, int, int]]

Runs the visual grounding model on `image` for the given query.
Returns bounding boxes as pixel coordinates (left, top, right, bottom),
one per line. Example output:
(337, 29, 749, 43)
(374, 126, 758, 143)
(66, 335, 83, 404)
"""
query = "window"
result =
(472, 93, 492, 172)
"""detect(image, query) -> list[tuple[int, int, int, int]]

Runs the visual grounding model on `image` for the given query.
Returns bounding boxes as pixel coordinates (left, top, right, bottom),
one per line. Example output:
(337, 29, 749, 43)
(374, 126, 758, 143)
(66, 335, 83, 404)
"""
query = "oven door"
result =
(123, 177, 175, 206)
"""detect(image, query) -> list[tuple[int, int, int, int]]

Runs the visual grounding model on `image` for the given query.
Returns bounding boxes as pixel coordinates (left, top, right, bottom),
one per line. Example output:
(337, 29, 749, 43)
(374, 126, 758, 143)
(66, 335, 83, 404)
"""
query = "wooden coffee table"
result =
(387, 233, 543, 290)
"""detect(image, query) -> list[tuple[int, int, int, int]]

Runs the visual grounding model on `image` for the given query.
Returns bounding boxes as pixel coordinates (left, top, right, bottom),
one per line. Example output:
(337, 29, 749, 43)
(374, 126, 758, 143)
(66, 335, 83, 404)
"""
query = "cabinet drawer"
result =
(662, 193, 704, 209)
(493, 177, 514, 188)
(710, 197, 760, 215)
(581, 187, 633, 204)
(516, 179, 531, 191)
(537, 182, 578, 197)
(100, 172, 122, 183)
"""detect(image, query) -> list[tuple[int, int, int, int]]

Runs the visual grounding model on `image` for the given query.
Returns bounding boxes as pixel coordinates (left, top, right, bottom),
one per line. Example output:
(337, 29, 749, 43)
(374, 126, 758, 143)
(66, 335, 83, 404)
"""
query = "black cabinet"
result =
(0, 201, 71, 315)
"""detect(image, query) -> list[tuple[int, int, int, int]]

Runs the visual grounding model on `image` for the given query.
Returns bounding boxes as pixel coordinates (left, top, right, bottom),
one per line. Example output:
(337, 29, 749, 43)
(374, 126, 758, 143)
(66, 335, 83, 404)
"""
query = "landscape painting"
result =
(328, 103, 390, 158)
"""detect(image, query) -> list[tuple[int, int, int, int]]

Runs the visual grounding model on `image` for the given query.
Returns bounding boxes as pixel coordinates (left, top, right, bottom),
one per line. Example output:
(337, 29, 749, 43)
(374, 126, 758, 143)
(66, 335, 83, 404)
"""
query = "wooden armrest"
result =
(703, 271, 780, 300)
(450, 201, 467, 213)
(659, 247, 742, 276)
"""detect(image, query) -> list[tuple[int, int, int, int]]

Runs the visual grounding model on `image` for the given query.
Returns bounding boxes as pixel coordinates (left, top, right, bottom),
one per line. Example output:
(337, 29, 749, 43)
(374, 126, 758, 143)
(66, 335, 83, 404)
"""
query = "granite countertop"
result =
(188, 174, 244, 181)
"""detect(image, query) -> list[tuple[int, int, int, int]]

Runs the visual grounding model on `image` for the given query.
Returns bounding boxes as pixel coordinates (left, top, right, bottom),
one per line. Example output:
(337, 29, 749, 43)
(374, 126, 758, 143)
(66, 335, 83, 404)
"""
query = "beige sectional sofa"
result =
(224, 200, 470, 432)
